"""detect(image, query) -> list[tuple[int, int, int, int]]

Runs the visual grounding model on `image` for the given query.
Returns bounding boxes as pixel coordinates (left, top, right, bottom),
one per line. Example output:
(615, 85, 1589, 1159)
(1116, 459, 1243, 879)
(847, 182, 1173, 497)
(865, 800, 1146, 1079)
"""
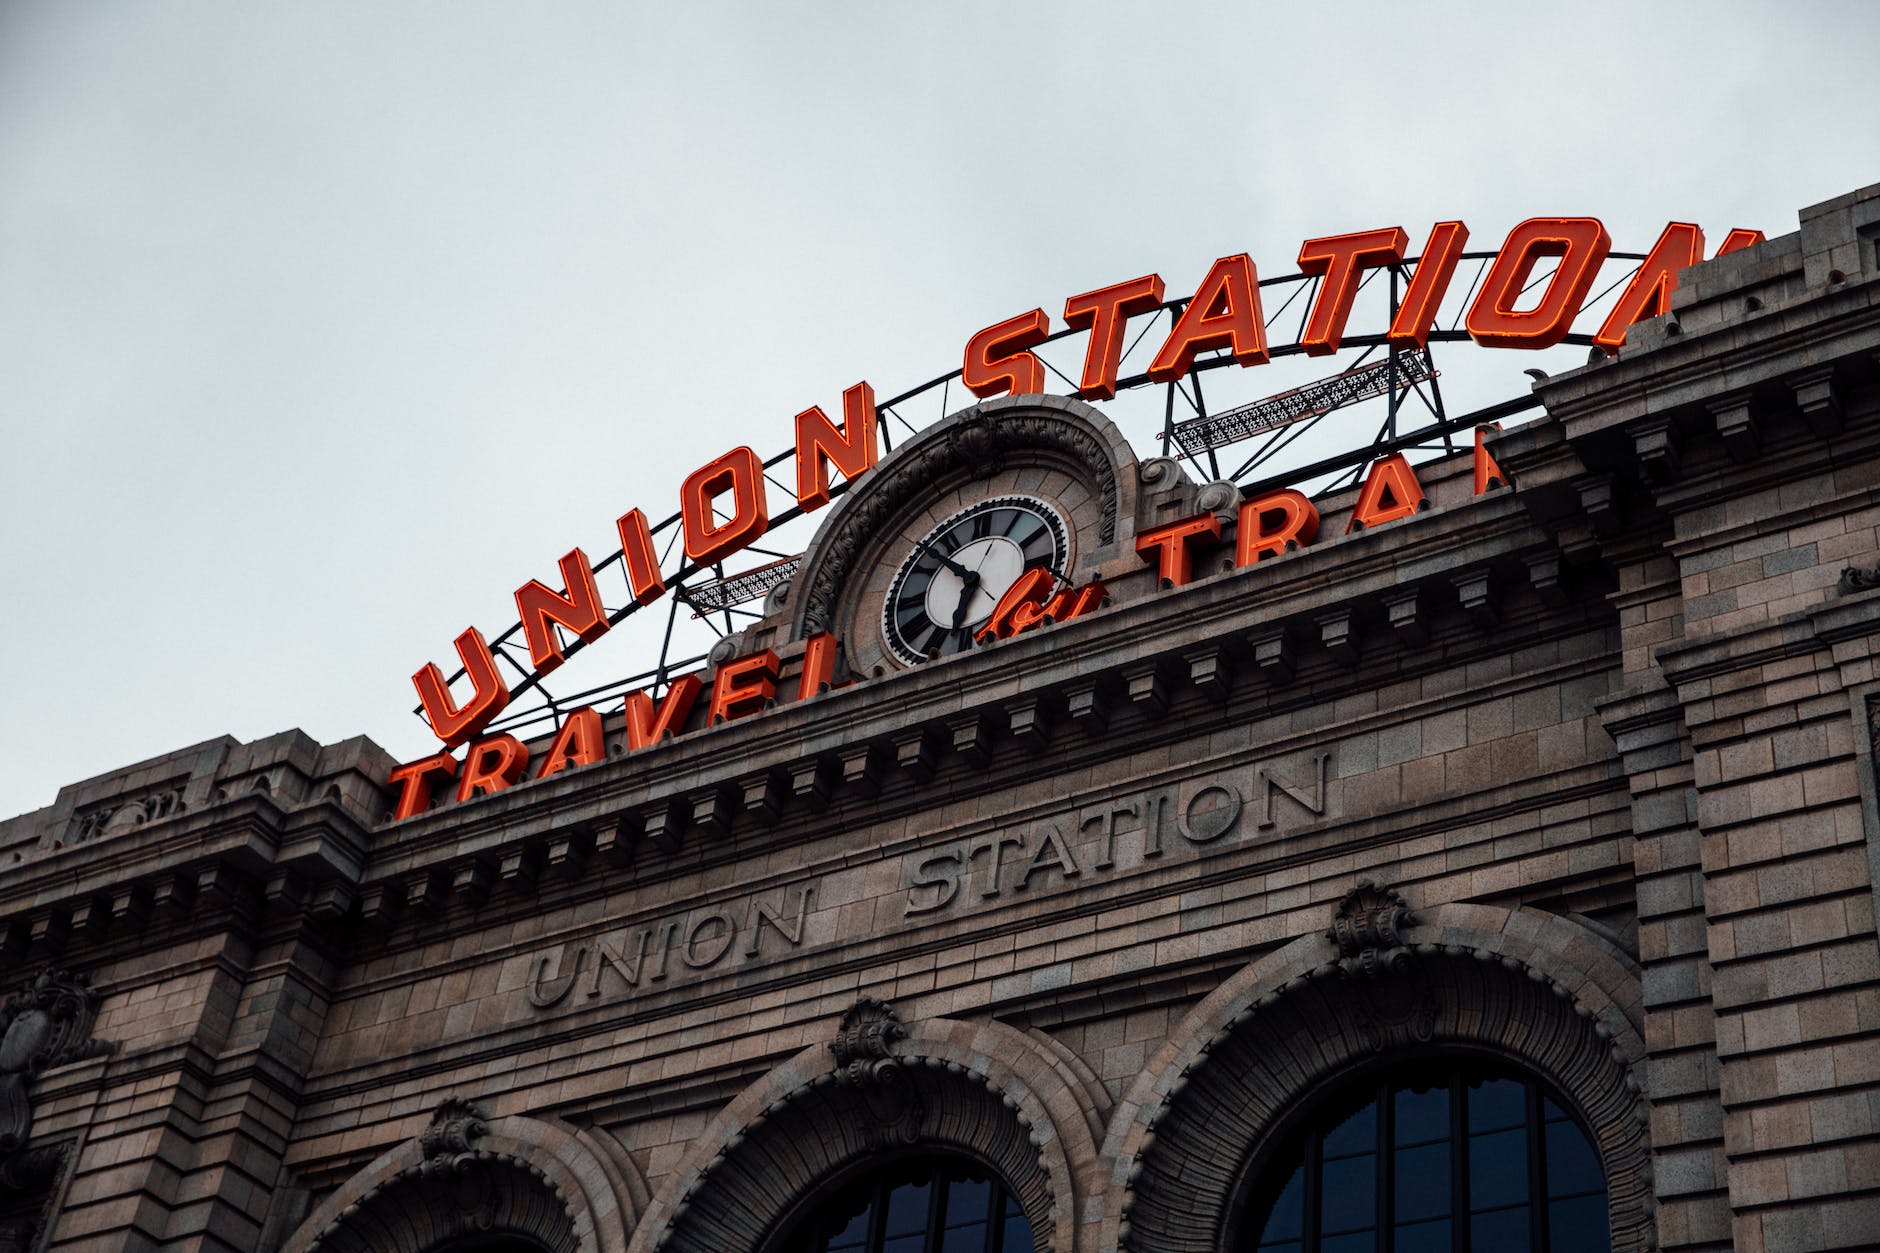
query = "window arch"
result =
(1243, 1060, 1609, 1253)
(777, 1155, 1034, 1253)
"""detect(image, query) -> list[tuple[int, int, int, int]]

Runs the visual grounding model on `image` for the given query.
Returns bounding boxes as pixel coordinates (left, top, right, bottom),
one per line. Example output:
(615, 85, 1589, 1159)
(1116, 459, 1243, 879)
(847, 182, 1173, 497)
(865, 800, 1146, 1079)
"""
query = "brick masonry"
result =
(1, 185, 1878, 1252)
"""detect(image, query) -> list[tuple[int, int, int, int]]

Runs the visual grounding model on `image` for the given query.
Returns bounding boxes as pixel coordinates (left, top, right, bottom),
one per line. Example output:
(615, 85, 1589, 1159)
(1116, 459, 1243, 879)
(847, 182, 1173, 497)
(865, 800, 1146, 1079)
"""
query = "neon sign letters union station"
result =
(4, 187, 1879, 1253)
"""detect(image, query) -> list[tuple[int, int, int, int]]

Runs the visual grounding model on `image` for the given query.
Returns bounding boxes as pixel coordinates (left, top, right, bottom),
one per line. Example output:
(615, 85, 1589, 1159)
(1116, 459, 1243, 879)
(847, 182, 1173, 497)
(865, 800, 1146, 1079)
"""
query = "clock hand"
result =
(911, 534, 975, 581)
(950, 571, 981, 629)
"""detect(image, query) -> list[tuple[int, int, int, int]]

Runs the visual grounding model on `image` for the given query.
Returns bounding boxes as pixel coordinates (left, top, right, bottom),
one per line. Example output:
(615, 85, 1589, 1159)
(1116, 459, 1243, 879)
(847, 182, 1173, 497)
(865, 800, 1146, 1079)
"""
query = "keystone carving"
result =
(1328, 881, 1416, 979)
(830, 997, 923, 1142)
(1327, 882, 1436, 1047)
(418, 1098, 491, 1177)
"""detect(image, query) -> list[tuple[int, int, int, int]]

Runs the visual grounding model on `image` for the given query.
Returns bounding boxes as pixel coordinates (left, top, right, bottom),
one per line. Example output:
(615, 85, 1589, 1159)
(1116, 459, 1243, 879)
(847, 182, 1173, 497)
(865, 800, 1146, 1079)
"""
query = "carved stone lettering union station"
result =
(905, 754, 1330, 916)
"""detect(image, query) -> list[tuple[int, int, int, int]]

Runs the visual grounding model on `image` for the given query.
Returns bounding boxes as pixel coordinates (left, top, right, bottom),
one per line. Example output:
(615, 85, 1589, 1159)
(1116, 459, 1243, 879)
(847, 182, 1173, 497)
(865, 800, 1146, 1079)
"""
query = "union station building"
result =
(4, 185, 1880, 1253)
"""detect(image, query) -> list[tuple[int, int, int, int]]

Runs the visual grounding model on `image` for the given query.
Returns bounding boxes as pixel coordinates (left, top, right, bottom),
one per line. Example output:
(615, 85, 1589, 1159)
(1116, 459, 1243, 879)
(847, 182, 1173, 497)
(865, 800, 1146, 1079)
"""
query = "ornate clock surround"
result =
(777, 395, 1146, 677)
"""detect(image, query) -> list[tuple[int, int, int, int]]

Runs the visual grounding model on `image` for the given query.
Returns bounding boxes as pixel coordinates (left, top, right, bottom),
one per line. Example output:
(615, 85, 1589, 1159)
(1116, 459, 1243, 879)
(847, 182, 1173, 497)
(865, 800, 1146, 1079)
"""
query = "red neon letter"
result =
(681, 446, 769, 566)
(387, 752, 458, 822)
(1387, 221, 1469, 350)
(1062, 579, 1106, 620)
(616, 507, 666, 605)
(456, 733, 530, 802)
(710, 650, 780, 724)
(1135, 513, 1222, 587)
(1148, 254, 1269, 382)
(1297, 227, 1408, 356)
(1346, 454, 1427, 533)
(1063, 274, 1166, 399)
(1466, 218, 1612, 349)
(1474, 424, 1508, 495)
(1590, 223, 1764, 354)
(515, 548, 608, 676)
(963, 309, 1050, 399)
(1236, 489, 1320, 565)
(536, 706, 605, 780)
(624, 673, 702, 751)
(975, 567, 1058, 643)
(413, 627, 511, 748)
(797, 631, 850, 701)
(795, 381, 878, 511)
(1592, 222, 1703, 354)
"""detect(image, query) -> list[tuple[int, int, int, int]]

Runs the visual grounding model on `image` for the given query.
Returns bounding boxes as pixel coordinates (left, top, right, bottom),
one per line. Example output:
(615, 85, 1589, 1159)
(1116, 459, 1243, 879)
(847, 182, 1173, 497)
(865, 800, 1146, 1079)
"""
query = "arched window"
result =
(1244, 1061, 1609, 1253)
(777, 1155, 1034, 1253)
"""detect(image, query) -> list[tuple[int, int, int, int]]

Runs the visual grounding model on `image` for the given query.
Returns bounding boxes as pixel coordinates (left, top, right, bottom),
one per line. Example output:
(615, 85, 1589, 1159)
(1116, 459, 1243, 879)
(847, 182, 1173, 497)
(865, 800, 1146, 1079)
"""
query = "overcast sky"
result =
(2, 2, 1875, 820)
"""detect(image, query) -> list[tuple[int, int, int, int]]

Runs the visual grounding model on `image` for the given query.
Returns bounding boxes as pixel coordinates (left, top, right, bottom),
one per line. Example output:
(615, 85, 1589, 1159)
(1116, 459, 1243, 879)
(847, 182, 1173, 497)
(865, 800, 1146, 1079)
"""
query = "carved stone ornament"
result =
(410, 1097, 500, 1224)
(419, 1098, 491, 1177)
(1328, 881, 1416, 979)
(1327, 881, 1436, 1047)
(830, 997, 923, 1142)
(0, 970, 113, 1165)
(1840, 564, 1880, 592)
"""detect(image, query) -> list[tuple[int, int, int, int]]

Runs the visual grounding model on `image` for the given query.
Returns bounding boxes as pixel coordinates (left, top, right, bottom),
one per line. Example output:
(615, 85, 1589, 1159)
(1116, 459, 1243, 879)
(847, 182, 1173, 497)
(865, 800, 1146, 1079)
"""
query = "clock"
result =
(882, 495, 1071, 665)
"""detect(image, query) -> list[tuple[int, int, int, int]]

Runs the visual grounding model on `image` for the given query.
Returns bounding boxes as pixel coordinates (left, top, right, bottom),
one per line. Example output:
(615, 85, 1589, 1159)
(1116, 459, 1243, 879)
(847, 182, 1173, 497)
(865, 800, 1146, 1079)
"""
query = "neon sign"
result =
(389, 216, 1762, 820)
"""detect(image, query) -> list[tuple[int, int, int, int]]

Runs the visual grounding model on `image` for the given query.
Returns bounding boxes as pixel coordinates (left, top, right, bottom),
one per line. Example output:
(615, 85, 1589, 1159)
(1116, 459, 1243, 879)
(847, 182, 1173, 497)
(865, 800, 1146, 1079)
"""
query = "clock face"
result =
(882, 495, 1070, 665)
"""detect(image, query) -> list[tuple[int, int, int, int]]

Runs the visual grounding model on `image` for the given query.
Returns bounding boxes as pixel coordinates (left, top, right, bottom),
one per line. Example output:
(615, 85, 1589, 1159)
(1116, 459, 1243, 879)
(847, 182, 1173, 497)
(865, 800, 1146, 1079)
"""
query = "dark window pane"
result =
(1549, 1192, 1612, 1253)
(1323, 1099, 1378, 1158)
(1470, 1206, 1531, 1253)
(1321, 1234, 1375, 1253)
(883, 1236, 924, 1253)
(1544, 1098, 1570, 1123)
(1255, 1244, 1301, 1253)
(1320, 1155, 1376, 1233)
(1546, 1119, 1606, 1198)
(941, 1223, 990, 1253)
(1003, 1191, 1023, 1218)
(1470, 1128, 1529, 1208)
(825, 1195, 873, 1249)
(945, 1175, 994, 1225)
(1258, 1164, 1304, 1241)
(1001, 1213, 1032, 1250)
(1468, 1077, 1526, 1133)
(883, 1180, 932, 1236)
(1392, 1218, 1451, 1253)
(1393, 1143, 1450, 1222)
(1393, 1084, 1449, 1146)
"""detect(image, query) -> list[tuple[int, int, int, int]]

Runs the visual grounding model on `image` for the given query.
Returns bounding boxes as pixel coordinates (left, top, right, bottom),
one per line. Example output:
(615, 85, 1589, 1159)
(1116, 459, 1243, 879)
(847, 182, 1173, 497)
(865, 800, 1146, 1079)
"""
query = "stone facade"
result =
(2, 185, 1879, 1253)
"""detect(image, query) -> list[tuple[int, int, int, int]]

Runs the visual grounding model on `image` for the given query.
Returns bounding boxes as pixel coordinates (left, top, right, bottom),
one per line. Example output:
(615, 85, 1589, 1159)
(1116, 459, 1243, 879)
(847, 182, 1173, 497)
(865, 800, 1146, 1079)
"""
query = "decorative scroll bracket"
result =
(1327, 881, 1437, 1048)
(1, 970, 113, 1166)
(416, 1097, 497, 1222)
(830, 997, 924, 1143)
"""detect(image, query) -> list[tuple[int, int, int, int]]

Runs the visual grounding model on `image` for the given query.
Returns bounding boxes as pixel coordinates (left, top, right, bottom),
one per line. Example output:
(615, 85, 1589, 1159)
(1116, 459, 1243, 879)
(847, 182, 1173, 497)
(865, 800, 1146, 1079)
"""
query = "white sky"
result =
(2, 2, 1876, 819)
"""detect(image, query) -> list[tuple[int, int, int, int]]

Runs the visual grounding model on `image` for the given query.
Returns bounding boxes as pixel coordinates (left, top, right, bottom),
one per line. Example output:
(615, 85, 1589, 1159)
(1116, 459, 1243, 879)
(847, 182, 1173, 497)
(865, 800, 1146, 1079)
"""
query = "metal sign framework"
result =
(429, 248, 1649, 743)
